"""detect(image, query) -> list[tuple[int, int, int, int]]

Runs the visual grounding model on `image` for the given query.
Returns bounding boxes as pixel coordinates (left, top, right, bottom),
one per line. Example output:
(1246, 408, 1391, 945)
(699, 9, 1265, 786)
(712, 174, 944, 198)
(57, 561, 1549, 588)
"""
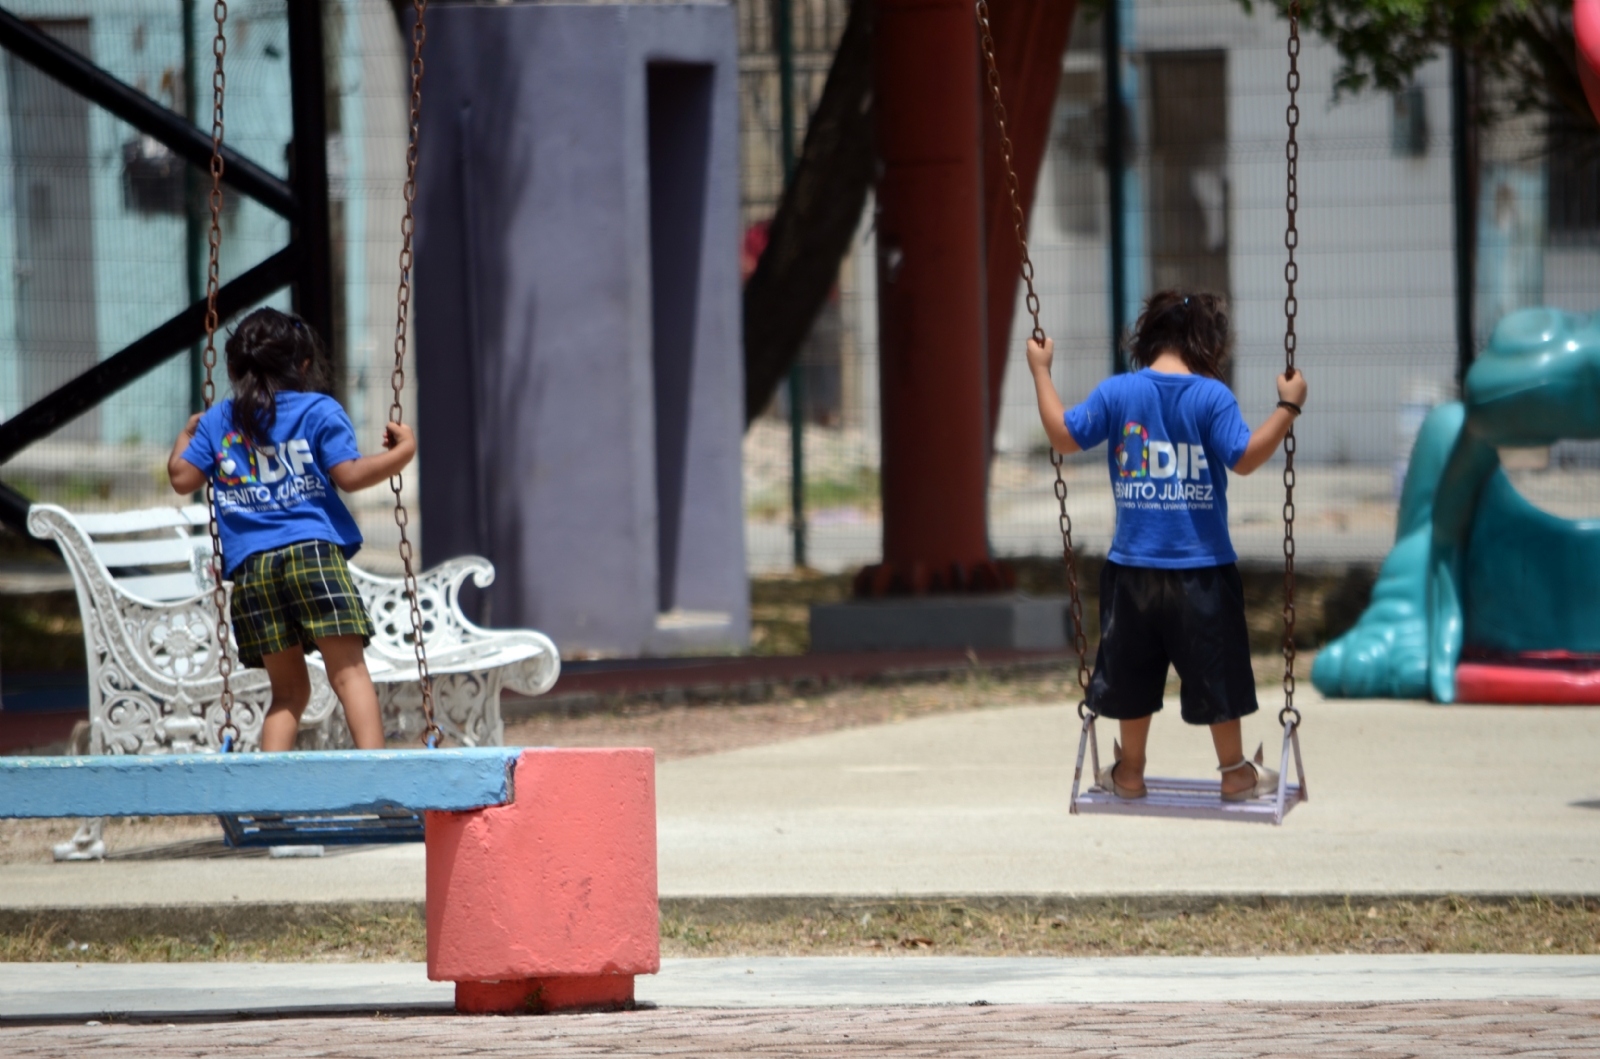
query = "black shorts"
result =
(1087, 560, 1258, 726)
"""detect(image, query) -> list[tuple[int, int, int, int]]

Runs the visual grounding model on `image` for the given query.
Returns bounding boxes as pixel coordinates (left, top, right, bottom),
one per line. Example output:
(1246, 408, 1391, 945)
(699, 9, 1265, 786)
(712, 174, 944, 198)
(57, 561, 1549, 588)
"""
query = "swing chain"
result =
(1280, 0, 1301, 730)
(202, 0, 238, 750)
(390, 0, 440, 749)
(975, 1, 1091, 702)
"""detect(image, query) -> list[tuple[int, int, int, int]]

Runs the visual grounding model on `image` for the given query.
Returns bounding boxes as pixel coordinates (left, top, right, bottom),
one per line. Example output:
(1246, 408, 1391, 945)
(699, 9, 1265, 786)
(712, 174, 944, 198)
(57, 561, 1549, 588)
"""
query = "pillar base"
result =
(455, 974, 635, 1015)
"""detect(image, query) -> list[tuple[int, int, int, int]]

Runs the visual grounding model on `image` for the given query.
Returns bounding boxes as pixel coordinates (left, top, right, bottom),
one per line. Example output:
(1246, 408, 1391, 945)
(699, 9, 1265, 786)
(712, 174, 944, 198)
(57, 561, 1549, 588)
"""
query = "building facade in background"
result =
(0, 0, 407, 547)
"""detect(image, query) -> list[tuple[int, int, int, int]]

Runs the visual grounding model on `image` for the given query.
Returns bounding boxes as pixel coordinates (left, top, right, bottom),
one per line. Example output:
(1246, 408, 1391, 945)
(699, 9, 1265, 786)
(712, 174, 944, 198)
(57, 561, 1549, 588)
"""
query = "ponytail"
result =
(224, 309, 330, 447)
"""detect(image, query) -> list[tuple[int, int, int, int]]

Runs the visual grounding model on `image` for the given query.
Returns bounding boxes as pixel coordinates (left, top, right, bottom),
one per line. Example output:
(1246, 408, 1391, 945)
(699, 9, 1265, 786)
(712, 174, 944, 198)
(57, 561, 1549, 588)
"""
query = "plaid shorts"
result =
(230, 540, 374, 668)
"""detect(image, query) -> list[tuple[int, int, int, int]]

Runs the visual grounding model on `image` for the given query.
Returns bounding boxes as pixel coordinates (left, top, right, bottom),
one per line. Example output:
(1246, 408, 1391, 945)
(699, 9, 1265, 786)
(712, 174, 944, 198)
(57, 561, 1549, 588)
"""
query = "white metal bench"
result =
(27, 502, 560, 756)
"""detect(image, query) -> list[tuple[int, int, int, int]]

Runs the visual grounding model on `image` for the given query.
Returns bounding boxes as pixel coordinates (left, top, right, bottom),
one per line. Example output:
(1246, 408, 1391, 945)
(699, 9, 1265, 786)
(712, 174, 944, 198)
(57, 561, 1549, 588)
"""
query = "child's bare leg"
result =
(317, 634, 384, 750)
(1114, 714, 1151, 793)
(1210, 719, 1255, 795)
(259, 646, 312, 752)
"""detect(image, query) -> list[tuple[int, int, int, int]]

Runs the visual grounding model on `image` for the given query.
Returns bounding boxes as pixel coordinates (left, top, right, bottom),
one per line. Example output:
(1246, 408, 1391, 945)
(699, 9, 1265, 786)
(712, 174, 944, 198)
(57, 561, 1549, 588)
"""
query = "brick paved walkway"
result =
(5, 1002, 1598, 1058)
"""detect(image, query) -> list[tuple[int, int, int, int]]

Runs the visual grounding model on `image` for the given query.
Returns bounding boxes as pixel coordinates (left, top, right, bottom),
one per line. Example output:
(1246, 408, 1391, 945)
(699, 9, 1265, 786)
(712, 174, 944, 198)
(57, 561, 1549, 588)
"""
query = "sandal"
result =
(1219, 744, 1280, 802)
(1095, 740, 1148, 799)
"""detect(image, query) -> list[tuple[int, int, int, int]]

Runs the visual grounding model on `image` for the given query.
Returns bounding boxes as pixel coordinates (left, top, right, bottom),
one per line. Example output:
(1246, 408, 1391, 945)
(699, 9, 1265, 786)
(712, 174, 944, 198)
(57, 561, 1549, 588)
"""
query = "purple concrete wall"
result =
(414, 4, 747, 656)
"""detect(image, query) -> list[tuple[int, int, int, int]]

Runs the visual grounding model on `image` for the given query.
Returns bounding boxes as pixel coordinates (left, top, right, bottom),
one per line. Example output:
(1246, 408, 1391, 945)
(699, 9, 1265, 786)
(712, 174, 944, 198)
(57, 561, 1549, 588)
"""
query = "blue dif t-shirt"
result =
(1065, 370, 1253, 569)
(182, 391, 364, 575)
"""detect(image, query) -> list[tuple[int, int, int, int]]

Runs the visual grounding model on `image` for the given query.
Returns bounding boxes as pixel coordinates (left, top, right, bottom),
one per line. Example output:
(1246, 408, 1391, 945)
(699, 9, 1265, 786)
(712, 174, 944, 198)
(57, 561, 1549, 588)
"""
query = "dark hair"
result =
(1126, 290, 1231, 380)
(224, 308, 331, 447)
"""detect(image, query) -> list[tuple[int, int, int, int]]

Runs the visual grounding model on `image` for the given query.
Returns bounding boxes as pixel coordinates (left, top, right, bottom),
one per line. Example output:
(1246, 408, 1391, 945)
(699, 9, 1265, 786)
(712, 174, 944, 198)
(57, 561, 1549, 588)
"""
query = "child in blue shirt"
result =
(167, 308, 416, 752)
(1026, 291, 1307, 801)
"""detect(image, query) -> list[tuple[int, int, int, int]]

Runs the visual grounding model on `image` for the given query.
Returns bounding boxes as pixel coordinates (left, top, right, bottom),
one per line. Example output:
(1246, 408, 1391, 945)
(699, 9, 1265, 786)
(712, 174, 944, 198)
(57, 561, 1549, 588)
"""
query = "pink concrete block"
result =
(455, 974, 636, 1015)
(425, 748, 658, 1012)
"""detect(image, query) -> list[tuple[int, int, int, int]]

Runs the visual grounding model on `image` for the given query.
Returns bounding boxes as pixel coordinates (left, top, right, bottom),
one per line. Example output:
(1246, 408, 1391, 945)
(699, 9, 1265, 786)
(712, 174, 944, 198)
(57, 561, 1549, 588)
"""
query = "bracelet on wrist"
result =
(1277, 400, 1302, 416)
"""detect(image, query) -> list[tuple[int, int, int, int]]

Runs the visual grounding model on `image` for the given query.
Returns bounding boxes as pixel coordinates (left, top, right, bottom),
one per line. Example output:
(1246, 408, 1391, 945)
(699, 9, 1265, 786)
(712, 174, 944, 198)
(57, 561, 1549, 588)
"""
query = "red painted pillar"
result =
(868, 0, 1001, 596)
(982, 0, 1076, 453)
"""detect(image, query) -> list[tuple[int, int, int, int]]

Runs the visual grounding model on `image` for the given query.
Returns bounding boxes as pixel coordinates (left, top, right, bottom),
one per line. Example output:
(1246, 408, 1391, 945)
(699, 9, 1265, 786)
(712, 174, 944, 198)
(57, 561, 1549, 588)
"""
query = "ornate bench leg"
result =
(50, 721, 105, 861)
(52, 818, 106, 862)
(375, 674, 506, 748)
(435, 673, 504, 748)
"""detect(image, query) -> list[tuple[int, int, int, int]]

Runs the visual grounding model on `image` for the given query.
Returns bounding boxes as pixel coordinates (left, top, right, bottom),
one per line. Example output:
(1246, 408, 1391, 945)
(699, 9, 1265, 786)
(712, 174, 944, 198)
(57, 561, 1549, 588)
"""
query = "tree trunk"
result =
(742, 0, 875, 425)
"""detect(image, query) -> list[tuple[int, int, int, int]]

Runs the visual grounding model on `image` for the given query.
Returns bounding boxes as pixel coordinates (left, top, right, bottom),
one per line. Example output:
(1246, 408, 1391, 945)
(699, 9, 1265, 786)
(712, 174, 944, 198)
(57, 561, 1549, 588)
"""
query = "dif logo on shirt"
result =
(1115, 421, 1210, 480)
(1115, 422, 1149, 477)
(216, 432, 318, 487)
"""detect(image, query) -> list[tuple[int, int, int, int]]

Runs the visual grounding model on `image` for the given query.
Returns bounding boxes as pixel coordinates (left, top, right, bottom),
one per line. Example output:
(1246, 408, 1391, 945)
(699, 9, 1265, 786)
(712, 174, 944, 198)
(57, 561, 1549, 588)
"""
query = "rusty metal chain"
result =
(1280, 0, 1301, 730)
(975, 0, 1091, 706)
(201, 0, 237, 751)
(390, 0, 440, 748)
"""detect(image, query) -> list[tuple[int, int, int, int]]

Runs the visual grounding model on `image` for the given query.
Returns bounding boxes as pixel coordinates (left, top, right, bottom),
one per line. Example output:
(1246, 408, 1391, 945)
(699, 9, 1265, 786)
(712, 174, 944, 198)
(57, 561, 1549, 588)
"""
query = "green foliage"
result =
(1239, 0, 1590, 129)
(747, 467, 881, 521)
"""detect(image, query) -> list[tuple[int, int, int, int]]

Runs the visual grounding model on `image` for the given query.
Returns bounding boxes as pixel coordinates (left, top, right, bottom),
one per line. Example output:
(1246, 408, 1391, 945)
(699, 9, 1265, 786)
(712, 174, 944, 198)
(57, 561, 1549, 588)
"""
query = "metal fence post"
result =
(776, 0, 807, 568)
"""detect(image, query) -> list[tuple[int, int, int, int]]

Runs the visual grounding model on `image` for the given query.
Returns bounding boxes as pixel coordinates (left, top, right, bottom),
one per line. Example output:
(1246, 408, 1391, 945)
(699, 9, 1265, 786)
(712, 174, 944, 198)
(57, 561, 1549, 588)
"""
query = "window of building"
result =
(1391, 83, 1428, 158)
(1547, 109, 1600, 244)
(1051, 69, 1105, 237)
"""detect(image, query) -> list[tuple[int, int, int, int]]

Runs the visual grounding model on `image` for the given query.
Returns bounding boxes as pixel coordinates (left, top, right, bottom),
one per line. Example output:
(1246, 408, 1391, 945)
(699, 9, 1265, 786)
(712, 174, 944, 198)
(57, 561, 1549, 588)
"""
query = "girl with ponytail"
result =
(1026, 290, 1308, 804)
(167, 307, 416, 751)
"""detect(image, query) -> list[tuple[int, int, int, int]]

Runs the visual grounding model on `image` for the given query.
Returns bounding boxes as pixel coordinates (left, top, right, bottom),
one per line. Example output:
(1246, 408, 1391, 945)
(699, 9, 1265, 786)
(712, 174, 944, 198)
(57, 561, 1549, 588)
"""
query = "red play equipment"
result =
(1577, 0, 1600, 122)
(857, 0, 1072, 597)
(1456, 653, 1600, 706)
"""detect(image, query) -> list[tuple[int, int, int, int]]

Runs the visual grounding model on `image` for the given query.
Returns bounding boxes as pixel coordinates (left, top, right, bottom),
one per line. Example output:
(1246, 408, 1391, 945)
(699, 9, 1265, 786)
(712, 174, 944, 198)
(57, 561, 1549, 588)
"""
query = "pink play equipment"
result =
(427, 749, 660, 1014)
(1577, 0, 1600, 122)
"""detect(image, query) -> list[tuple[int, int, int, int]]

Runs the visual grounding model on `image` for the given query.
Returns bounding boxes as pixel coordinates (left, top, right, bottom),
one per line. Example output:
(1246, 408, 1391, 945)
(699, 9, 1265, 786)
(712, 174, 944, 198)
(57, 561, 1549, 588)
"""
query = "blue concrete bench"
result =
(0, 748, 522, 819)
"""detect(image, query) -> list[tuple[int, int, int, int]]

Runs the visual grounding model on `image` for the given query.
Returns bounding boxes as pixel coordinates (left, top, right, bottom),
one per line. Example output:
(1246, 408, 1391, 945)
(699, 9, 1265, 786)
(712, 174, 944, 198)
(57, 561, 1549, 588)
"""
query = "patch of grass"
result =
(748, 569, 853, 656)
(806, 467, 881, 512)
(661, 897, 1600, 958)
(746, 559, 1376, 659)
(6, 898, 1594, 963)
(747, 468, 882, 522)
(0, 908, 428, 964)
(6, 474, 114, 506)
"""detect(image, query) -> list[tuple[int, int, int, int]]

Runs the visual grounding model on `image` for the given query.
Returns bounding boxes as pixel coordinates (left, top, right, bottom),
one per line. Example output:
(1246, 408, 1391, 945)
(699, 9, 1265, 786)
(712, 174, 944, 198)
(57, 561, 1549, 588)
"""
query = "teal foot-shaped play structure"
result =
(1313, 308, 1600, 703)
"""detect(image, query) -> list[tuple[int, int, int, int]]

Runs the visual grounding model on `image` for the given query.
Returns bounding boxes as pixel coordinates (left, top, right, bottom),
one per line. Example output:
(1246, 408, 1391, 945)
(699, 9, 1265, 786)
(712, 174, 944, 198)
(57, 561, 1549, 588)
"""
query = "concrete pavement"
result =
(654, 692, 1600, 896)
(4, 690, 1596, 908)
(5, 955, 1600, 1020)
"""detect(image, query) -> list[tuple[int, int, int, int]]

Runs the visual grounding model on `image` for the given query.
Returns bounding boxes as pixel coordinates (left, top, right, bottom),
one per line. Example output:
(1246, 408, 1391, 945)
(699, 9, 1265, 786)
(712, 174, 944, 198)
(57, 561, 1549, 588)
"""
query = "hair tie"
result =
(1183, 296, 1190, 306)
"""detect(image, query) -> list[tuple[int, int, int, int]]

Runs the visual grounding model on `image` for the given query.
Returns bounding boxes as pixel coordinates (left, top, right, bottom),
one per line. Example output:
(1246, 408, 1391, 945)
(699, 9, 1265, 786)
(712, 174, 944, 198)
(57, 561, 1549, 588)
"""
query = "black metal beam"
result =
(287, 0, 336, 369)
(1104, 2, 1128, 375)
(0, 7, 298, 220)
(0, 248, 297, 465)
(1451, 47, 1477, 386)
(0, 479, 37, 541)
